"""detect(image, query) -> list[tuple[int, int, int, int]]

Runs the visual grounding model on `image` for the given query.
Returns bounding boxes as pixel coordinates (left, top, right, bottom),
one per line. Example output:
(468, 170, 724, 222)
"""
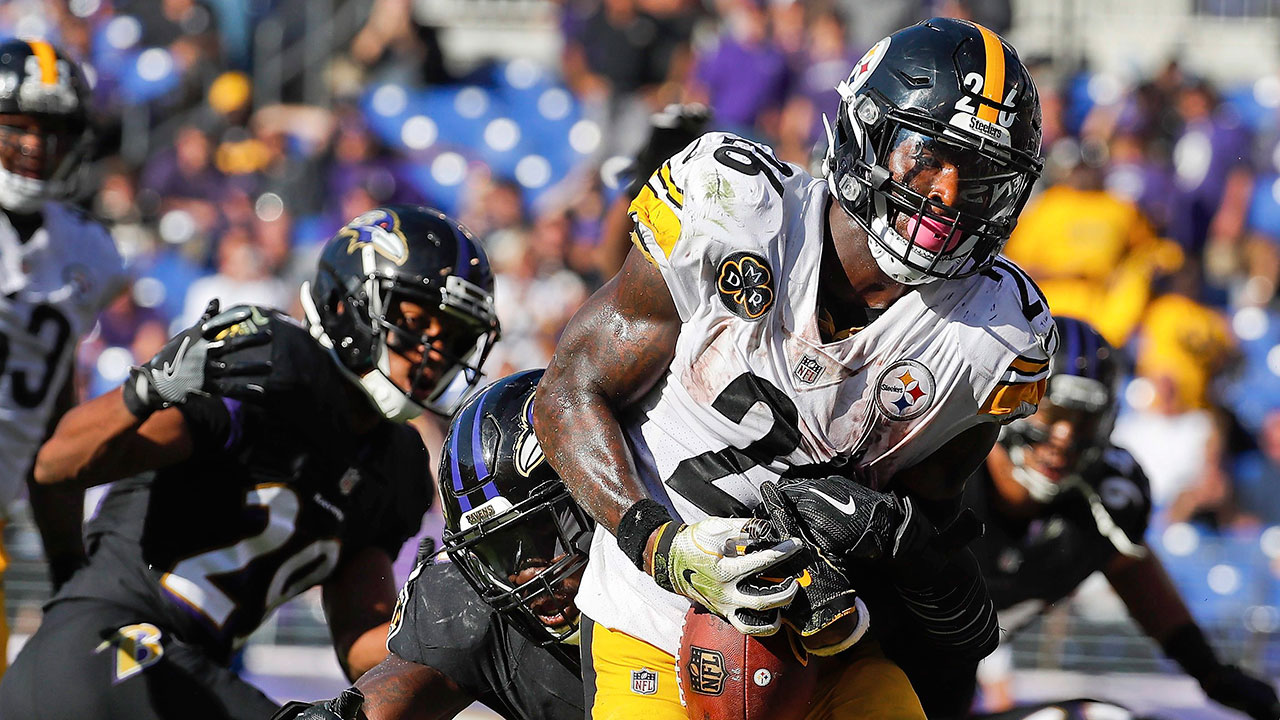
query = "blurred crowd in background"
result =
(4, 0, 1280, 670)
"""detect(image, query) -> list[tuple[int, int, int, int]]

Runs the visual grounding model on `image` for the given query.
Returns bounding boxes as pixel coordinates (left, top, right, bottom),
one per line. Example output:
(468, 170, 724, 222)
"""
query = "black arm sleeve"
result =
(176, 394, 243, 454)
(893, 545, 1000, 661)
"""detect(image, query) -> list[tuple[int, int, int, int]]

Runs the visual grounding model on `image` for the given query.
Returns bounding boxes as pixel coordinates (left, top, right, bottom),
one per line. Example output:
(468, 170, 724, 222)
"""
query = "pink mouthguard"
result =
(904, 214, 961, 252)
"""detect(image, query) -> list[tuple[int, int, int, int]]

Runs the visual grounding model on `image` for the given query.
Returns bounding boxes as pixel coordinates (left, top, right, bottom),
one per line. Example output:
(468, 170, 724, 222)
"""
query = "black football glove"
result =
(271, 688, 365, 720)
(626, 103, 712, 199)
(200, 306, 334, 403)
(1203, 665, 1280, 720)
(757, 482, 868, 655)
(121, 299, 226, 418)
(758, 476, 935, 569)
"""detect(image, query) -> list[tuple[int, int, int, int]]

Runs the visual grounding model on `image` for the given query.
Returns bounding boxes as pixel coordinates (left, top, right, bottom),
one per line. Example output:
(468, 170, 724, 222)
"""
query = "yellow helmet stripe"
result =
(971, 22, 1005, 123)
(26, 39, 59, 84)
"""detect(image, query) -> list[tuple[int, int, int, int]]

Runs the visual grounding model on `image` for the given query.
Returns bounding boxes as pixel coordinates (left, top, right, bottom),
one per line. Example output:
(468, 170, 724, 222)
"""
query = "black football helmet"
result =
(1002, 316, 1121, 502)
(825, 18, 1043, 284)
(302, 205, 500, 420)
(0, 38, 92, 213)
(439, 369, 592, 653)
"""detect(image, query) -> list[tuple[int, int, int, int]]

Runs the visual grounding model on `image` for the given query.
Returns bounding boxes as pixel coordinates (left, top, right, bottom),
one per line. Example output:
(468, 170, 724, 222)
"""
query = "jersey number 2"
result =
(666, 373, 800, 516)
(160, 484, 340, 633)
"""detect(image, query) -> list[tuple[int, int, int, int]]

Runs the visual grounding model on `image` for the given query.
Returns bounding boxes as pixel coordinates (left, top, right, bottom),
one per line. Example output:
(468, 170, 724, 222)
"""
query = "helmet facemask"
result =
(826, 86, 1041, 285)
(1003, 374, 1115, 503)
(442, 481, 593, 646)
(370, 277, 498, 418)
(302, 261, 499, 422)
(0, 113, 89, 213)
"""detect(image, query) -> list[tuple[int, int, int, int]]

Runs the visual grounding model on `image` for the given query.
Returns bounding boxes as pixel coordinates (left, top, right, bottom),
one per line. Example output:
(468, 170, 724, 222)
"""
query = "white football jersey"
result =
(575, 133, 1056, 654)
(0, 202, 125, 509)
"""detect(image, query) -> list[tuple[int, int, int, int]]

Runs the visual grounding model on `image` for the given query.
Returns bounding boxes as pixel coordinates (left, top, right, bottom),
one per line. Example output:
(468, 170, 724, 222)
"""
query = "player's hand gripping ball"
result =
(677, 605, 819, 720)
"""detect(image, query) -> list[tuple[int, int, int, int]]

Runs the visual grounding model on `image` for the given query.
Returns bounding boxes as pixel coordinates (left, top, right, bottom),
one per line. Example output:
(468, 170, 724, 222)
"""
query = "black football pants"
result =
(0, 598, 280, 720)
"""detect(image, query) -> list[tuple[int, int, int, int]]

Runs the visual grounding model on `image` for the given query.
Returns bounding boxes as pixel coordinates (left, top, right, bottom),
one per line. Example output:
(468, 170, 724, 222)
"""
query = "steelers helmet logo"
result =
(875, 359, 935, 420)
(716, 252, 774, 321)
(845, 36, 891, 94)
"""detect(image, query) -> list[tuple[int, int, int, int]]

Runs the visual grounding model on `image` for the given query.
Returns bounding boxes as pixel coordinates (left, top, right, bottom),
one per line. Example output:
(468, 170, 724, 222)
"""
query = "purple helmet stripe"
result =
(449, 418, 465, 494)
(470, 384, 496, 483)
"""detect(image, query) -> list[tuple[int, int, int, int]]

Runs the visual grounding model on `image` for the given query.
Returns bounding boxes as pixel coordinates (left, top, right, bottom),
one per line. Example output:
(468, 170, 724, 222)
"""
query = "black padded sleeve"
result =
(386, 561, 497, 697)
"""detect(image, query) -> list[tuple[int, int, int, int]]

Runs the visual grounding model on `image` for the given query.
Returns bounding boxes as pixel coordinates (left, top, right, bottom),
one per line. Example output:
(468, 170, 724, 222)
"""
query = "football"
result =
(676, 606, 820, 720)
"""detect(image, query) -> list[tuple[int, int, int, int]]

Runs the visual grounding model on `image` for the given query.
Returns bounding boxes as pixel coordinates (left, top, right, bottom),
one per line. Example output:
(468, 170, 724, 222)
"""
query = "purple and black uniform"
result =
(0, 320, 432, 720)
(387, 560, 584, 720)
(898, 445, 1153, 718)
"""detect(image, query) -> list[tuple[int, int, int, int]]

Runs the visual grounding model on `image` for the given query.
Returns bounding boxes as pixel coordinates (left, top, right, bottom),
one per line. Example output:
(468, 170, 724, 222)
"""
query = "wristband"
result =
(1161, 622, 1221, 683)
(648, 521, 682, 592)
(617, 498, 674, 572)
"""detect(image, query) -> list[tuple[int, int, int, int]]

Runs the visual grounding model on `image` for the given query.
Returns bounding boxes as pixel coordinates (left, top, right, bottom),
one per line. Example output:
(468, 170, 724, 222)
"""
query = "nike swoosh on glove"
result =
(759, 481, 869, 656)
(121, 299, 224, 418)
(650, 516, 803, 636)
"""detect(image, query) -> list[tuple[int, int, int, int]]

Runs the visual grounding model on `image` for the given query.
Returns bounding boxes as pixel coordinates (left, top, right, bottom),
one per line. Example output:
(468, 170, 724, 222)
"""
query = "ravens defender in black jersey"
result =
(902, 317, 1279, 720)
(276, 369, 590, 720)
(0, 206, 500, 720)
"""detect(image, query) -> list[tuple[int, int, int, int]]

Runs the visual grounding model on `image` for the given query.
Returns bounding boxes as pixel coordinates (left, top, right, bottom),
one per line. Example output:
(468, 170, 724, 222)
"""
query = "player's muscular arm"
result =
(324, 545, 400, 680)
(1105, 550, 1193, 642)
(533, 247, 680, 537)
(536, 246, 801, 635)
(33, 388, 193, 488)
(355, 654, 474, 720)
(28, 375, 89, 588)
(1108, 551, 1280, 720)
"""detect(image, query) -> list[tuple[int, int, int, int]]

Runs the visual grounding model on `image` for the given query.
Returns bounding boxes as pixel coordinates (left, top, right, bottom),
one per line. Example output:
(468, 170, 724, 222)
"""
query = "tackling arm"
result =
(271, 655, 475, 720)
(1107, 550, 1280, 720)
(532, 247, 680, 535)
(33, 388, 192, 488)
(27, 374, 89, 588)
(323, 545, 401, 681)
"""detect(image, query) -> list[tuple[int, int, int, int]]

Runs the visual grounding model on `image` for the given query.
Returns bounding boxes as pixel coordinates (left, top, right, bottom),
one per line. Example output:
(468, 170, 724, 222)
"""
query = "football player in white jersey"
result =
(533, 18, 1054, 720)
(0, 38, 126, 672)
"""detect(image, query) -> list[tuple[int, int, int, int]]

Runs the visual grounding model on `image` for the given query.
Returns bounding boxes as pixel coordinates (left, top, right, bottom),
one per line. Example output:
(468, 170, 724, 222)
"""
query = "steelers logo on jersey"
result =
(716, 252, 773, 321)
(876, 359, 935, 420)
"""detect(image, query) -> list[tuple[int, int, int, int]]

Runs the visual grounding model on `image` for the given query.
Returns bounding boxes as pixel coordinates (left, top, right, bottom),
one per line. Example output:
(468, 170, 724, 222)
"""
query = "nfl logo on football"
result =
(631, 668, 658, 695)
(794, 355, 824, 385)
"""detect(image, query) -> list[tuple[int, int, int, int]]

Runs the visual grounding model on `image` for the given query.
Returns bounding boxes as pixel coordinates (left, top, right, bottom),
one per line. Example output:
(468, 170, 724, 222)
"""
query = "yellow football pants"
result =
(582, 620, 925, 720)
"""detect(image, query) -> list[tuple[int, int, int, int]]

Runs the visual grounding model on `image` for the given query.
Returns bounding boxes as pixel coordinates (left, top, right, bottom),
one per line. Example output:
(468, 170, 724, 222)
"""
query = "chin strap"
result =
(298, 282, 424, 423)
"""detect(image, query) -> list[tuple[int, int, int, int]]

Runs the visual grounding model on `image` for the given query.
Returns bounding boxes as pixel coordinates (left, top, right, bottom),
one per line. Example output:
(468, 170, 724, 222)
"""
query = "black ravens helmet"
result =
(0, 38, 92, 213)
(439, 370, 592, 652)
(825, 18, 1043, 284)
(301, 205, 500, 420)
(1002, 315, 1121, 502)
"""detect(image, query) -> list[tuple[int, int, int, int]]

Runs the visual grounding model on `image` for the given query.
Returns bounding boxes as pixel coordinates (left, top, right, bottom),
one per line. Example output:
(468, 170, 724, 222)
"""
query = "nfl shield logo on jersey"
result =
(631, 668, 658, 695)
(793, 355, 824, 385)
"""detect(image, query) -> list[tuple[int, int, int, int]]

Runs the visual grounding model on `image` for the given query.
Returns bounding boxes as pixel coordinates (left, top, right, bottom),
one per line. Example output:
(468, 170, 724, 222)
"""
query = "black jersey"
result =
(387, 560, 584, 720)
(54, 354, 433, 663)
(965, 445, 1152, 629)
